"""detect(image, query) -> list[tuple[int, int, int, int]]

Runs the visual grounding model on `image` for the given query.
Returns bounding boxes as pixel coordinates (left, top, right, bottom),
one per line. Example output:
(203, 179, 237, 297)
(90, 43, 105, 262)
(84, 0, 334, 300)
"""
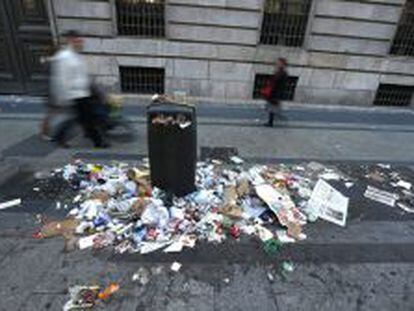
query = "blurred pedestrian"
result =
(262, 57, 288, 127)
(52, 30, 108, 148)
(40, 46, 59, 141)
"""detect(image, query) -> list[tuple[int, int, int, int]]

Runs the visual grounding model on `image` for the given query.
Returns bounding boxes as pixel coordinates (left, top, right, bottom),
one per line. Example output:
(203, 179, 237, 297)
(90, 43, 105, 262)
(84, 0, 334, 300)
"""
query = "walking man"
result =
(52, 30, 108, 148)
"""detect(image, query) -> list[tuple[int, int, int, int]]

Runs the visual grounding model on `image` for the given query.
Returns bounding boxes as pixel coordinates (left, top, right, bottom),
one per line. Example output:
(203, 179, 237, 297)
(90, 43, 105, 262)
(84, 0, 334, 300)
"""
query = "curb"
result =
(1, 94, 413, 115)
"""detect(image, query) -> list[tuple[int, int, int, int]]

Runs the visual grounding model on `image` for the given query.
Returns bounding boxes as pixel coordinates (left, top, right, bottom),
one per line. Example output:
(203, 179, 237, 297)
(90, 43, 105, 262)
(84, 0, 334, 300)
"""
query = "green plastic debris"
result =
(282, 261, 294, 273)
(263, 238, 282, 255)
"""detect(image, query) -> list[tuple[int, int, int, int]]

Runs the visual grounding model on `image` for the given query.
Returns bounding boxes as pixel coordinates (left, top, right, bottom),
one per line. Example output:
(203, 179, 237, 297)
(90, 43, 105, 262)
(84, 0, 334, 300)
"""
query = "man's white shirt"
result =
(51, 46, 90, 106)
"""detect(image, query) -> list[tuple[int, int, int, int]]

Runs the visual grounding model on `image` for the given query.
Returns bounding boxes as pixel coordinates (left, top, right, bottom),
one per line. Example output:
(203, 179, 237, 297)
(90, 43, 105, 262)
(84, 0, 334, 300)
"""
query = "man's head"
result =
(64, 30, 84, 52)
(276, 57, 287, 70)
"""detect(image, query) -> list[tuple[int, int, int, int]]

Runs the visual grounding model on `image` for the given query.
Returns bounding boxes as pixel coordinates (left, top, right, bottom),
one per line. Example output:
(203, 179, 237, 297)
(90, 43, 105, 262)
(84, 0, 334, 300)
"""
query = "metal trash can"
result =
(147, 101, 197, 197)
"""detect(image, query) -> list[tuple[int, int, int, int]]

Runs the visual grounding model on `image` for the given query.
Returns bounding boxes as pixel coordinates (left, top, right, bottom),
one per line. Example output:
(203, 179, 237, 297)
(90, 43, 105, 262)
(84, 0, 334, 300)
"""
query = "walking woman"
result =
(262, 58, 288, 127)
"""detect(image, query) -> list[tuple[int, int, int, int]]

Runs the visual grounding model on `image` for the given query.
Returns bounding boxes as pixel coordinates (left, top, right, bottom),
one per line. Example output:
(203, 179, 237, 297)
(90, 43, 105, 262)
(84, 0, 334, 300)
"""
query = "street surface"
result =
(0, 98, 414, 310)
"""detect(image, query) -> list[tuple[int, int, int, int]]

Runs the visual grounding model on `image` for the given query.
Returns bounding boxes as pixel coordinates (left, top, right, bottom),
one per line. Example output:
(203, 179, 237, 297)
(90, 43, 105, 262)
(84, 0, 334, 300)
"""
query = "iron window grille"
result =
(116, 0, 165, 37)
(373, 84, 414, 106)
(260, 0, 312, 47)
(120, 66, 165, 94)
(390, 0, 414, 57)
(253, 74, 298, 100)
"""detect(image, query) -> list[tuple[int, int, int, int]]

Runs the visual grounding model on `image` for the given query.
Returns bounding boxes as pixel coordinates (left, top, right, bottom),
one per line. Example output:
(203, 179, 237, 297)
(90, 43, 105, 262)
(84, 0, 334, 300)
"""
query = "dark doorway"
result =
(0, 0, 53, 95)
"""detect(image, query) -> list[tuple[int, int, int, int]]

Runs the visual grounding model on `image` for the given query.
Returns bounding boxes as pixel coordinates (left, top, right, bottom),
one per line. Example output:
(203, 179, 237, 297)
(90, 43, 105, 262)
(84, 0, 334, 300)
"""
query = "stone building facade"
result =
(46, 0, 414, 105)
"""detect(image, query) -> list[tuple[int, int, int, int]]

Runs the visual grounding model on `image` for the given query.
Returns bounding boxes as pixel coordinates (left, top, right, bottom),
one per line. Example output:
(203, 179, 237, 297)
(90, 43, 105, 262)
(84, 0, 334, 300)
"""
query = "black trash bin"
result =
(147, 101, 197, 197)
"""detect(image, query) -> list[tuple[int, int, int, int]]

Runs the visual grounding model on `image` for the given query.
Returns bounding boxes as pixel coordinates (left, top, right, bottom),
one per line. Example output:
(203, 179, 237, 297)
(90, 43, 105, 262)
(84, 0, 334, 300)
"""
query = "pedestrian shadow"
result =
(2, 135, 57, 158)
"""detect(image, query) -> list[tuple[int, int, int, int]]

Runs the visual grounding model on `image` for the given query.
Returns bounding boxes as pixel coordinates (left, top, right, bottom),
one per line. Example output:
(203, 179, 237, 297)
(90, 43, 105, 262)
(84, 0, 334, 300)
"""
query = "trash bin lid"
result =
(147, 102, 195, 117)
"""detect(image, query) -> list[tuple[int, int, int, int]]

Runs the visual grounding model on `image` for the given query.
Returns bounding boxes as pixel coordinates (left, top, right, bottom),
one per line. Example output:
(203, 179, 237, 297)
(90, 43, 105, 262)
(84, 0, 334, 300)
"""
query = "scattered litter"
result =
(73, 195, 82, 203)
(223, 278, 230, 284)
(163, 241, 184, 253)
(364, 186, 399, 207)
(307, 179, 349, 227)
(63, 285, 100, 311)
(345, 182, 354, 189)
(263, 238, 281, 255)
(397, 202, 414, 214)
(0, 198, 21, 210)
(255, 224, 274, 242)
(78, 234, 99, 250)
(37, 218, 79, 239)
(276, 230, 296, 244)
(151, 266, 164, 275)
(34, 171, 50, 180)
(141, 241, 171, 255)
(97, 283, 120, 301)
(170, 262, 182, 272)
(33, 187, 40, 192)
(164, 235, 197, 253)
(267, 271, 275, 283)
(230, 156, 244, 165)
(320, 172, 342, 181)
(281, 261, 294, 273)
(366, 171, 385, 183)
(396, 180, 412, 191)
(132, 267, 150, 285)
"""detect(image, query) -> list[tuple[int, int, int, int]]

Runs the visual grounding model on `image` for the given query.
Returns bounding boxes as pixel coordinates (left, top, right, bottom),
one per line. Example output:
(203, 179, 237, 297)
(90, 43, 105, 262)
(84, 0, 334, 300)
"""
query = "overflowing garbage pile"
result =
(34, 159, 355, 254)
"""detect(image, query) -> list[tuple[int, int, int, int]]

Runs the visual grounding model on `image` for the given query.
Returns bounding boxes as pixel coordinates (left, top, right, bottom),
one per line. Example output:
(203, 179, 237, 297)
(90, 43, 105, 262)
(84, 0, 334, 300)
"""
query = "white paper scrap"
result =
(73, 195, 82, 203)
(364, 186, 399, 207)
(308, 179, 349, 227)
(171, 262, 182, 272)
(254, 224, 274, 242)
(140, 241, 171, 255)
(276, 230, 296, 244)
(397, 203, 414, 214)
(230, 156, 244, 165)
(320, 172, 341, 181)
(345, 182, 354, 189)
(396, 180, 412, 191)
(163, 241, 184, 253)
(0, 198, 22, 210)
(78, 234, 99, 250)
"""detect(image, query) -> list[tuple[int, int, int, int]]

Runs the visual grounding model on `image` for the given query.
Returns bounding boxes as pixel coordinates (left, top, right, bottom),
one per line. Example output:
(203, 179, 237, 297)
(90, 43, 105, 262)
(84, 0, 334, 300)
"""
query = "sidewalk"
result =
(1, 97, 414, 183)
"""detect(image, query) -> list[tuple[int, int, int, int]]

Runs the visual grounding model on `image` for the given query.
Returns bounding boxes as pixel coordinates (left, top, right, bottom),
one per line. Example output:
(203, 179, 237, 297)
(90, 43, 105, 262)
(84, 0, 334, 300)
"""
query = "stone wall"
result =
(51, 0, 414, 105)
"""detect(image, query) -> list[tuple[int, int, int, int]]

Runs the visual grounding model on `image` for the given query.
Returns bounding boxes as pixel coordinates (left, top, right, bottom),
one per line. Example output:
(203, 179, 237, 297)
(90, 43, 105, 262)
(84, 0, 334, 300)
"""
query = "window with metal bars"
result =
(253, 74, 298, 100)
(116, 0, 165, 37)
(390, 0, 414, 56)
(373, 84, 414, 106)
(260, 0, 312, 47)
(120, 66, 165, 94)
